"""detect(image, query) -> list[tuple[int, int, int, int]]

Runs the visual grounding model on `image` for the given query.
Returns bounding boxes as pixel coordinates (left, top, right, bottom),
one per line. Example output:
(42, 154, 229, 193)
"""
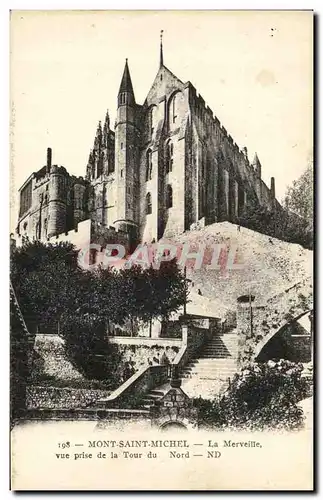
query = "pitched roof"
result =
(118, 59, 134, 95)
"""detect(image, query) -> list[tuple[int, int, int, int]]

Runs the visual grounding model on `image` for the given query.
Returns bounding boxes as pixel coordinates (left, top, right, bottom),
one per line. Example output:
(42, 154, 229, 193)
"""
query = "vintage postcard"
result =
(10, 10, 314, 491)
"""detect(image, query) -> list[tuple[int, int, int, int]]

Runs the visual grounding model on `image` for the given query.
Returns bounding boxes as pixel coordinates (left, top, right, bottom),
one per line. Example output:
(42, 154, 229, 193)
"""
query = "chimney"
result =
(47, 147, 52, 172)
(270, 177, 275, 199)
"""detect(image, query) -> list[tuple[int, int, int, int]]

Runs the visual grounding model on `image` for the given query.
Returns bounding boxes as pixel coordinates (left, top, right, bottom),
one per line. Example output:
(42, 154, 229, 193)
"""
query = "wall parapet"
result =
(109, 337, 183, 347)
(97, 364, 169, 409)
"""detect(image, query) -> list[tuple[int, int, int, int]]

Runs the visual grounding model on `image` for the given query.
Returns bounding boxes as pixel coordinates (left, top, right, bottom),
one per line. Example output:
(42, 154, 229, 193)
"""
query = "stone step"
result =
(200, 355, 235, 359)
(194, 358, 237, 363)
(146, 394, 162, 400)
(202, 347, 231, 351)
(183, 368, 237, 373)
(149, 390, 165, 396)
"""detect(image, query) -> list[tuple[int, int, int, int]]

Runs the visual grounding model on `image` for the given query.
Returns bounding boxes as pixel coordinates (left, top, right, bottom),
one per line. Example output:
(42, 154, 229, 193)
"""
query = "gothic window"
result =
(97, 153, 104, 178)
(172, 95, 177, 123)
(44, 218, 48, 237)
(146, 193, 152, 215)
(44, 195, 48, 204)
(120, 169, 123, 178)
(166, 184, 173, 209)
(120, 93, 126, 105)
(146, 149, 153, 181)
(149, 107, 154, 136)
(23, 222, 27, 231)
(166, 141, 174, 173)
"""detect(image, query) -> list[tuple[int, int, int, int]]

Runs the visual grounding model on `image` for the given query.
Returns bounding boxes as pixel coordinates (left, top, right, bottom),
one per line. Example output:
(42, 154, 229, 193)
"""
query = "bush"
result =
(29, 375, 114, 390)
(194, 360, 311, 431)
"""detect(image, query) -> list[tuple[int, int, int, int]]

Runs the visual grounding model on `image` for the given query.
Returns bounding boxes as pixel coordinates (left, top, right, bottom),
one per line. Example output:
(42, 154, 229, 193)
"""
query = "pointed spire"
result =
(252, 152, 261, 168)
(104, 109, 110, 131)
(252, 152, 262, 177)
(160, 30, 164, 68)
(118, 58, 134, 95)
(94, 121, 102, 147)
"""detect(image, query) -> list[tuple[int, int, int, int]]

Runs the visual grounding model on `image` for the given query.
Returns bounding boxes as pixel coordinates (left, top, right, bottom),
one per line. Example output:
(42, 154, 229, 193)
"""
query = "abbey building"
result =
(16, 39, 279, 247)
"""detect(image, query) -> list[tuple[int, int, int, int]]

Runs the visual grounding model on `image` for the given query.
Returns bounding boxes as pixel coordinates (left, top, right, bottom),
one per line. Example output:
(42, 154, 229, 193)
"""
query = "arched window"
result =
(149, 107, 155, 136)
(146, 149, 153, 181)
(97, 153, 104, 177)
(172, 95, 177, 123)
(169, 91, 184, 130)
(166, 141, 174, 173)
(166, 185, 173, 209)
(146, 193, 152, 215)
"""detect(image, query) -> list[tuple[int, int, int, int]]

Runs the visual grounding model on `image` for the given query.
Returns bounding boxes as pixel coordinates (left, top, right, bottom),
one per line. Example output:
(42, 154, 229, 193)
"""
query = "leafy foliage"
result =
(283, 161, 313, 224)
(11, 241, 189, 381)
(237, 202, 313, 249)
(194, 360, 310, 431)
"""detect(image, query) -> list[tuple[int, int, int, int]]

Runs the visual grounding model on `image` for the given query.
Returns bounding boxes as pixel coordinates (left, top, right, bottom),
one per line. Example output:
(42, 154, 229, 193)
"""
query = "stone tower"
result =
(47, 165, 67, 238)
(114, 59, 139, 237)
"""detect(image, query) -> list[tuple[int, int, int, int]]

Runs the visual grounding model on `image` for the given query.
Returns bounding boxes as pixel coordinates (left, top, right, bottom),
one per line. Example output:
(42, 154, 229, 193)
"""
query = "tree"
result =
(10, 240, 81, 331)
(140, 259, 189, 337)
(283, 161, 313, 224)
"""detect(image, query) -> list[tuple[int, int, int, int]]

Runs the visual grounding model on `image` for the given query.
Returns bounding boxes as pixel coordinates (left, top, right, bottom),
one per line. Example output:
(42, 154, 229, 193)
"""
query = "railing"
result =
(97, 364, 169, 409)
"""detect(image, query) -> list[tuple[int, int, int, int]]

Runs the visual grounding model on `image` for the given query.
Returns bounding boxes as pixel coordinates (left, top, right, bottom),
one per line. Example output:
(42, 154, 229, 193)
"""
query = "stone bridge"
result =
(237, 277, 313, 366)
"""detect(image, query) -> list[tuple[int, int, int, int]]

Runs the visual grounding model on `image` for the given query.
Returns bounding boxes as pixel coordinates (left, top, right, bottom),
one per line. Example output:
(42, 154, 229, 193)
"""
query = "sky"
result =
(10, 10, 313, 230)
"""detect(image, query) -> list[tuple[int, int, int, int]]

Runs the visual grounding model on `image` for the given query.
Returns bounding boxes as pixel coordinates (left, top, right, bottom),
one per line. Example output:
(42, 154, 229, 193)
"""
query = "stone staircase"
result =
(137, 332, 240, 406)
(140, 386, 169, 410)
(180, 332, 239, 399)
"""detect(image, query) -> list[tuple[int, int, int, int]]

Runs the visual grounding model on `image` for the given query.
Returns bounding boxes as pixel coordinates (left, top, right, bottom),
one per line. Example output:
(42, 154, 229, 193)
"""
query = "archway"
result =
(255, 310, 313, 363)
(160, 421, 187, 432)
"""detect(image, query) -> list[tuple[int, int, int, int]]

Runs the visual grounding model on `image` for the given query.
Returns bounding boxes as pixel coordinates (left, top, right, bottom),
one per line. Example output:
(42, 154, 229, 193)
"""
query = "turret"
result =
(115, 59, 138, 227)
(46, 147, 52, 173)
(47, 165, 67, 237)
(270, 176, 276, 199)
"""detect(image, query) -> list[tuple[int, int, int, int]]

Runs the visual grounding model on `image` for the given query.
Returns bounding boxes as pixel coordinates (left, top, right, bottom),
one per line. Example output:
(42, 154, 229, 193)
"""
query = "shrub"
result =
(194, 360, 311, 431)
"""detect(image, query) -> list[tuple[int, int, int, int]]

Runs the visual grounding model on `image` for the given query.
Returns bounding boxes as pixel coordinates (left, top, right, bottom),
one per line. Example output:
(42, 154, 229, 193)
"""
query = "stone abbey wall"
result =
(17, 58, 281, 247)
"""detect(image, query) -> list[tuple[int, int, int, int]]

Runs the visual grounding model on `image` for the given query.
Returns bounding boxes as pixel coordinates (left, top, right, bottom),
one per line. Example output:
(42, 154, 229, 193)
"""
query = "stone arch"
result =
(254, 309, 313, 361)
(237, 278, 313, 366)
(160, 421, 187, 431)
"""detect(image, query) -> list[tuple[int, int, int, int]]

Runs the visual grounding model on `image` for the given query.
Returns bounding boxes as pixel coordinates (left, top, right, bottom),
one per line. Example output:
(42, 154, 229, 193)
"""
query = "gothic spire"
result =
(118, 58, 134, 96)
(252, 152, 261, 168)
(160, 30, 164, 68)
(252, 152, 262, 177)
(104, 109, 110, 131)
(94, 121, 102, 147)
